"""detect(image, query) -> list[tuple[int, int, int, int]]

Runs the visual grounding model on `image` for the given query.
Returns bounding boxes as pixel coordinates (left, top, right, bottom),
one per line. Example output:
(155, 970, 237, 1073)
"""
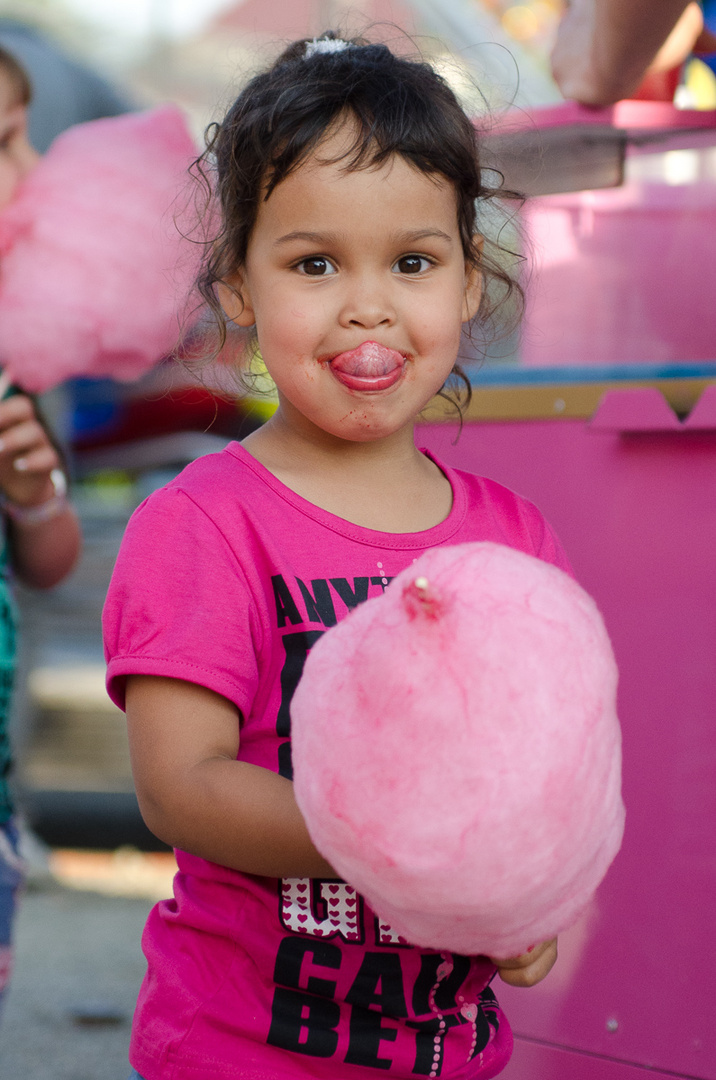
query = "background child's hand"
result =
(0, 394, 63, 507)
(490, 938, 558, 987)
(0, 392, 80, 589)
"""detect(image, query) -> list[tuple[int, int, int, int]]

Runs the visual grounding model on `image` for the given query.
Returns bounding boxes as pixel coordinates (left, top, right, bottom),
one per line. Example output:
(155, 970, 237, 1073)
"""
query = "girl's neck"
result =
(241, 410, 453, 534)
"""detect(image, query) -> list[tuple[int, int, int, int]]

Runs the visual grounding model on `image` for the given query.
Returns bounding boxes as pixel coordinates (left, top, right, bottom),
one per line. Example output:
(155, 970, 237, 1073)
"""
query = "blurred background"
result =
(0, 6, 579, 1076)
(3, 1, 716, 1078)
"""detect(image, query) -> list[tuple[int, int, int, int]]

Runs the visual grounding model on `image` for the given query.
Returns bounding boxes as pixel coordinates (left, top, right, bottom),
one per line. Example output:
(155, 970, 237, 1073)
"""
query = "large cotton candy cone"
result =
(292, 542, 624, 959)
(0, 105, 200, 392)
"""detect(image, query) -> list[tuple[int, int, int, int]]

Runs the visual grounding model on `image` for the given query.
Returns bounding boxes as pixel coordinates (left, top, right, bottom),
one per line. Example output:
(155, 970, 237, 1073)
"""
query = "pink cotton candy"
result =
(0, 106, 200, 391)
(292, 542, 624, 959)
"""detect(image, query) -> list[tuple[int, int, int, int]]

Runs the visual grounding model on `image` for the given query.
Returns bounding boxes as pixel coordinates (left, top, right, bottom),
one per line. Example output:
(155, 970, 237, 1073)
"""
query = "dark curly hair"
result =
(0, 46, 32, 107)
(194, 32, 523, 409)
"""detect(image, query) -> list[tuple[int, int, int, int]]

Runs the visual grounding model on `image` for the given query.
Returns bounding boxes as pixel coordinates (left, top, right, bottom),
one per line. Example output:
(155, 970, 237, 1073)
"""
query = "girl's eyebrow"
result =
(274, 228, 454, 247)
(393, 228, 455, 245)
(274, 230, 339, 247)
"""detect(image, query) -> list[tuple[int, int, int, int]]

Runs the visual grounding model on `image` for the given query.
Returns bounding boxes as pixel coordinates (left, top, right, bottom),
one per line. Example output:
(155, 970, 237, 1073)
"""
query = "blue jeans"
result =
(128, 1071, 145, 1079)
(0, 818, 23, 1012)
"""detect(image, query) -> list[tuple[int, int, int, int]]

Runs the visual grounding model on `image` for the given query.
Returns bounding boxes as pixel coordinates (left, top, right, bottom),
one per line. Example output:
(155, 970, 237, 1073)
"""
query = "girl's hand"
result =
(490, 938, 558, 988)
(0, 394, 62, 507)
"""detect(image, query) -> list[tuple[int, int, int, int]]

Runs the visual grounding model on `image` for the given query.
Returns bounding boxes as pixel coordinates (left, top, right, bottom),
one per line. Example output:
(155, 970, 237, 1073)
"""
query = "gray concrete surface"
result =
(0, 881, 152, 1079)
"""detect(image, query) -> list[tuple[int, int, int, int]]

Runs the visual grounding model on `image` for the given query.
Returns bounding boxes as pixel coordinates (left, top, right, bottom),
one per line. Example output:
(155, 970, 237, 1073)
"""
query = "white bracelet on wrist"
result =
(2, 468, 69, 526)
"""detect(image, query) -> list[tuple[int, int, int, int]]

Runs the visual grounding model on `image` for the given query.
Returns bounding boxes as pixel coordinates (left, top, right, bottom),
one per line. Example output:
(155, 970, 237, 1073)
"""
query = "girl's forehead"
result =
(254, 175, 457, 260)
(244, 119, 464, 256)
(310, 114, 380, 165)
(264, 112, 453, 200)
(262, 146, 459, 227)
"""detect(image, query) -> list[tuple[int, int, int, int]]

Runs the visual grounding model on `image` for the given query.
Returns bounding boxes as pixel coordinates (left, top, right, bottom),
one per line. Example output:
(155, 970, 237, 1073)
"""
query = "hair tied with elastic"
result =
(305, 37, 351, 58)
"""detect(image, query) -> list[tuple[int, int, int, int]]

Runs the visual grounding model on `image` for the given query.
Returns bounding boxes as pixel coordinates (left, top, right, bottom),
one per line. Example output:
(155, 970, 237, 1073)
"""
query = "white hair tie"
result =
(305, 38, 351, 58)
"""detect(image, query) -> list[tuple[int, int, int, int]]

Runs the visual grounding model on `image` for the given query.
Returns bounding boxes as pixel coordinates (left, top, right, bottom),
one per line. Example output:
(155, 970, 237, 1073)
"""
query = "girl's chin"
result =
(330, 409, 422, 445)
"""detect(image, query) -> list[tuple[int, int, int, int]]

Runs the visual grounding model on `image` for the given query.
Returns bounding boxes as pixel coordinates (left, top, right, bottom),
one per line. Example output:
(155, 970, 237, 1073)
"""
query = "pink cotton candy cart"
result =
(418, 101, 716, 1080)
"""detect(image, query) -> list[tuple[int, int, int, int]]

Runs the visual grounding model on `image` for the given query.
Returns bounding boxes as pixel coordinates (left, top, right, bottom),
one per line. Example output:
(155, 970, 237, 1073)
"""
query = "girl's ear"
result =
(216, 274, 256, 328)
(462, 236, 484, 323)
(462, 263, 483, 323)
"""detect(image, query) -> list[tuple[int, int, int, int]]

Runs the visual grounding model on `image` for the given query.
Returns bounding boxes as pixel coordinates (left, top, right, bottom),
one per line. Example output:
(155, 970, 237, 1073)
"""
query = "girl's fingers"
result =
(492, 938, 556, 968)
(491, 938, 558, 988)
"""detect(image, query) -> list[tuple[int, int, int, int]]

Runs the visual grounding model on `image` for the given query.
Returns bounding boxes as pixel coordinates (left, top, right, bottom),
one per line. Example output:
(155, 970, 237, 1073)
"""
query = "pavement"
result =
(0, 846, 176, 1080)
(0, 476, 179, 1078)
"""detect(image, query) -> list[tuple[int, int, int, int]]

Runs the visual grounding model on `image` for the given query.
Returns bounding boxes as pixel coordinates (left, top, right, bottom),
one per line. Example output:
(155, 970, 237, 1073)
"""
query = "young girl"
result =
(0, 45, 81, 1011)
(104, 33, 566, 1080)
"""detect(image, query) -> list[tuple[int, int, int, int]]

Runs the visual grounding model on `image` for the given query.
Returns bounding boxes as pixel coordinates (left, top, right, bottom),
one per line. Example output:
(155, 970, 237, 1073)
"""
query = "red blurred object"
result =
(631, 64, 683, 101)
(71, 385, 244, 453)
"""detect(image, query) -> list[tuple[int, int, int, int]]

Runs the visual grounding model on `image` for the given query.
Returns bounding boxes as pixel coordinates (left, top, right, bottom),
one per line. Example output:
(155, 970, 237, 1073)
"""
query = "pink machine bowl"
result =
(522, 180, 716, 367)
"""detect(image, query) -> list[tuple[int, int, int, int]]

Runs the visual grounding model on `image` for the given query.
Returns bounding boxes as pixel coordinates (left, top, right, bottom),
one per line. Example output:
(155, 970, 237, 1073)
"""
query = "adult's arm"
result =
(550, 0, 698, 105)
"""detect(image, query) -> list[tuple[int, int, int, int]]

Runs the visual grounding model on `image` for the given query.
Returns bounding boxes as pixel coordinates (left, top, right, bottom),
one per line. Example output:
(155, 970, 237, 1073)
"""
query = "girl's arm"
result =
(0, 394, 81, 588)
(128, 676, 558, 980)
(126, 674, 336, 879)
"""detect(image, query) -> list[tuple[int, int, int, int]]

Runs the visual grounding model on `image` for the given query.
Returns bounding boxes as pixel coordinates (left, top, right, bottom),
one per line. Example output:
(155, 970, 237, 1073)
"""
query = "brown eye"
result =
(394, 255, 430, 275)
(297, 257, 335, 276)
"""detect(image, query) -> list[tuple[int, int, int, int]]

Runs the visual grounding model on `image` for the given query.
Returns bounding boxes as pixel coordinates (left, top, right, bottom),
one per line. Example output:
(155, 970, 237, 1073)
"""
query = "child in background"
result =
(0, 44, 81, 1009)
(104, 34, 564, 1080)
(0, 45, 38, 204)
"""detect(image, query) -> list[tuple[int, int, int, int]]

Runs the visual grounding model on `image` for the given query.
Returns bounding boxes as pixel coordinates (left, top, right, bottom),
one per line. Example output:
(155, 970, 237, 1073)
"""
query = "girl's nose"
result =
(338, 277, 395, 329)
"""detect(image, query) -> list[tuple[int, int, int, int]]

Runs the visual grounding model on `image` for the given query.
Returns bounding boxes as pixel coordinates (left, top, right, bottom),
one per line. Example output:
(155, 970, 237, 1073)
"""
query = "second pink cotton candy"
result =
(0, 105, 200, 392)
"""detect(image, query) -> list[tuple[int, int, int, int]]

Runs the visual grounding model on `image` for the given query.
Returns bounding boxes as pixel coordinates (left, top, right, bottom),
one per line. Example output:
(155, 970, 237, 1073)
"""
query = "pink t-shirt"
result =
(103, 443, 571, 1080)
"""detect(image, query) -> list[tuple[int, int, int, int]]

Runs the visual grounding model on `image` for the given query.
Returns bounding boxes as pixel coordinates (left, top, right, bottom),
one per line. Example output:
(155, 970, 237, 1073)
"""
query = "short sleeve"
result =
(495, 480, 573, 578)
(535, 516, 574, 578)
(103, 487, 262, 713)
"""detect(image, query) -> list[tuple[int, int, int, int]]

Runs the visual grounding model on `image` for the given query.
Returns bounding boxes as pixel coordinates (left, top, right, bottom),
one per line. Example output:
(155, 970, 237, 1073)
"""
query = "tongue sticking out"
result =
(330, 342, 405, 390)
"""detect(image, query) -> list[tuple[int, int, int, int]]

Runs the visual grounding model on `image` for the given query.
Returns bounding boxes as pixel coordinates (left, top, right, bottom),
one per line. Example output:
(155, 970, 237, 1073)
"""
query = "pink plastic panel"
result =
(684, 384, 716, 429)
(590, 386, 716, 431)
(504, 1038, 692, 1079)
(513, 99, 716, 137)
(590, 388, 682, 430)
(418, 418, 716, 1080)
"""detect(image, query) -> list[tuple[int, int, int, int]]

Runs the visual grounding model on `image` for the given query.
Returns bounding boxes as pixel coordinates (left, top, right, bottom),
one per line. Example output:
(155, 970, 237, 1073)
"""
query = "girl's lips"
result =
(328, 341, 406, 391)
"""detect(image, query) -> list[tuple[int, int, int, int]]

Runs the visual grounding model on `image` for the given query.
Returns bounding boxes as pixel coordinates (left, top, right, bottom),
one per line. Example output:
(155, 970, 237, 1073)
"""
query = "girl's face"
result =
(0, 71, 38, 210)
(222, 125, 482, 446)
